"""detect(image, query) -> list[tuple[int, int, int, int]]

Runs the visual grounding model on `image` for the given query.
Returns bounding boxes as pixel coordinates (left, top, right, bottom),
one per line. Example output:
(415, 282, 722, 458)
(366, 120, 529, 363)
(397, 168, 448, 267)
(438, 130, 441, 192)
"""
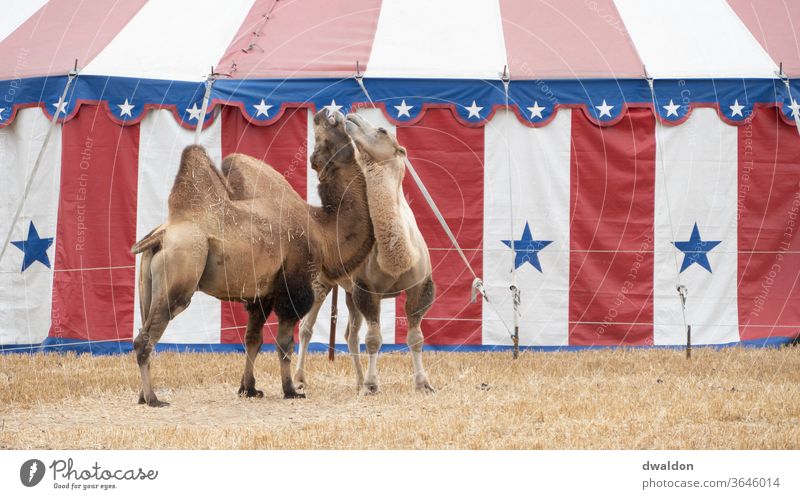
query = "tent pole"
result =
(777, 63, 800, 137)
(194, 67, 216, 145)
(328, 286, 338, 361)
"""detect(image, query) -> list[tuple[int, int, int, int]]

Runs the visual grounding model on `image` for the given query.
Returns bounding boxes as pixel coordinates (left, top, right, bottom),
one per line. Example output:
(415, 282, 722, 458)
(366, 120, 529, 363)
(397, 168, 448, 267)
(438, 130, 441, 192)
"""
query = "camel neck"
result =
(313, 168, 374, 279)
(361, 156, 420, 277)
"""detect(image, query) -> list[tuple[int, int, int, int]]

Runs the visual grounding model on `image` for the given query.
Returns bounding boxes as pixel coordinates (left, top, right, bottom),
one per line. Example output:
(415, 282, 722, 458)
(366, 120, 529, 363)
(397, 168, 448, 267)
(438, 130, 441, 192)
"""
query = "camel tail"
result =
(138, 248, 154, 324)
(131, 225, 165, 254)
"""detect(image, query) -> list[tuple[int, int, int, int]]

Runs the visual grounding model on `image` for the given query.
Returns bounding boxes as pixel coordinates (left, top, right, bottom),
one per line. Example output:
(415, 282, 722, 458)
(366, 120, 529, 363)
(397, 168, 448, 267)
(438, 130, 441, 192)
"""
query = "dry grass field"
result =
(0, 347, 798, 449)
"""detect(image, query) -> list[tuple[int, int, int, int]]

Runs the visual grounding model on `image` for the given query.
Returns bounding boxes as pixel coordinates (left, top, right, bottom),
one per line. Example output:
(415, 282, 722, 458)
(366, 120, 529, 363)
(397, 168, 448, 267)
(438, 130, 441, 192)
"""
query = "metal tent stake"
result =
(328, 286, 338, 361)
(677, 285, 690, 359)
(511, 284, 520, 359)
(687, 325, 692, 360)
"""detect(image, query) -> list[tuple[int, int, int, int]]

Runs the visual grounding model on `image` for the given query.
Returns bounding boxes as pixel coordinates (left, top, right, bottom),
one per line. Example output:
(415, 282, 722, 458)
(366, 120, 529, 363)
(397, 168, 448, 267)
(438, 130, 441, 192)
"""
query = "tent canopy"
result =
(0, 0, 799, 131)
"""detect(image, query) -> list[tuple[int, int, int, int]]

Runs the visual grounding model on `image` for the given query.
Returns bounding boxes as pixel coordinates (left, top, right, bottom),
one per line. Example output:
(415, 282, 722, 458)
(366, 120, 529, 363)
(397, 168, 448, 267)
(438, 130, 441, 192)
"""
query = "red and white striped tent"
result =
(1, 0, 799, 353)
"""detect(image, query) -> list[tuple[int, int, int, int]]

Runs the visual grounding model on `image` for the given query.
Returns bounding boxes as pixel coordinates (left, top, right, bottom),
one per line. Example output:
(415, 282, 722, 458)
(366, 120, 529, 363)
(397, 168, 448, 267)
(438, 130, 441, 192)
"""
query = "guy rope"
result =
(501, 65, 521, 359)
(0, 60, 80, 269)
(644, 66, 691, 359)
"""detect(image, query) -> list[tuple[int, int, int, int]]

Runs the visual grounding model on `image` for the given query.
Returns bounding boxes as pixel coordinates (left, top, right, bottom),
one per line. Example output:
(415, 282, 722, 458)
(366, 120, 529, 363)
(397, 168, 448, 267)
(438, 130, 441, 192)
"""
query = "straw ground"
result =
(0, 347, 798, 449)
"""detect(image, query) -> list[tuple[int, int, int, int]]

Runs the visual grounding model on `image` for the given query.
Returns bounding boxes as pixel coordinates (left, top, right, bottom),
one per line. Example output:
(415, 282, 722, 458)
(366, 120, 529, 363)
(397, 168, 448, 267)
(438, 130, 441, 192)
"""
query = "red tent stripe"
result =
(499, 0, 643, 78)
(568, 108, 656, 346)
(0, 0, 148, 80)
(737, 107, 800, 341)
(49, 104, 139, 342)
(727, 0, 800, 76)
(216, 0, 383, 79)
(395, 109, 484, 347)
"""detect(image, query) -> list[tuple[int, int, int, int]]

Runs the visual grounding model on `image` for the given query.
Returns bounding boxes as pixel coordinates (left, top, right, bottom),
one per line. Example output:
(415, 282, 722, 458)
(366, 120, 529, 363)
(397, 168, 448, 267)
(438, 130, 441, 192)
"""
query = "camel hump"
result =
(168, 145, 227, 215)
(221, 153, 296, 201)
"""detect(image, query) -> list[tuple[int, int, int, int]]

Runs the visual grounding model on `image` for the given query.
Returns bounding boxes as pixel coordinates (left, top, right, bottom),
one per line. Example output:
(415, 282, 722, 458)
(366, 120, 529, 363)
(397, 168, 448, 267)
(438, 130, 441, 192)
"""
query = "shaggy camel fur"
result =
(294, 113, 435, 394)
(130, 109, 373, 406)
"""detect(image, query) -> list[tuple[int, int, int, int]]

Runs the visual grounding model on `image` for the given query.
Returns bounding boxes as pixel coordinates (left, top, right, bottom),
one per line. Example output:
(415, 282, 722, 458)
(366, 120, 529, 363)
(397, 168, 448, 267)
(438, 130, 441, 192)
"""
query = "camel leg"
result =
(238, 298, 272, 398)
(294, 283, 330, 389)
(352, 281, 381, 395)
(275, 319, 304, 398)
(134, 247, 198, 407)
(405, 276, 435, 392)
(272, 270, 313, 399)
(133, 311, 171, 408)
(343, 291, 365, 388)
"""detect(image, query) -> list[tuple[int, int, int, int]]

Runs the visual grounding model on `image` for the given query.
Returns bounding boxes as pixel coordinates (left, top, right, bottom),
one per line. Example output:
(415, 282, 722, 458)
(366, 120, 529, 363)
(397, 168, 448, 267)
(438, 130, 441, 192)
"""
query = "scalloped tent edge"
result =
(1, 76, 799, 131)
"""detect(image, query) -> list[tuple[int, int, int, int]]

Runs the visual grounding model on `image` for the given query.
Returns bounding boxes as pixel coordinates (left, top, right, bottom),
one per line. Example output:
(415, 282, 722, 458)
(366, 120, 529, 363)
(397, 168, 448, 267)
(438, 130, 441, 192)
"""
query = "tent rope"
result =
(645, 71, 690, 352)
(0, 65, 80, 268)
(501, 67, 521, 358)
(352, 72, 516, 341)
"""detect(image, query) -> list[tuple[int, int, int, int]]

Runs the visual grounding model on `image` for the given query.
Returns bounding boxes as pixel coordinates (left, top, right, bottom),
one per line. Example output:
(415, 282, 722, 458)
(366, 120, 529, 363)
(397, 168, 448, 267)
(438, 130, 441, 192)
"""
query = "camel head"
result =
(345, 113, 420, 277)
(344, 113, 407, 182)
(310, 108, 356, 179)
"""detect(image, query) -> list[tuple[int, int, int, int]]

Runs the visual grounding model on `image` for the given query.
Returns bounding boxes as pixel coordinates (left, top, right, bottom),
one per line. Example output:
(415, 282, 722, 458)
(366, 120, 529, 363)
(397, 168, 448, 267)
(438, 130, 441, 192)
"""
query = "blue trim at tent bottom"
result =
(0, 336, 795, 355)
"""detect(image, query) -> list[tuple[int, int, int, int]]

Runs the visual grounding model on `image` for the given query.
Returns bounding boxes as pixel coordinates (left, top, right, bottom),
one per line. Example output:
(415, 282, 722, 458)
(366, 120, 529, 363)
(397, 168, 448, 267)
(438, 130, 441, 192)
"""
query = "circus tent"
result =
(1, 0, 799, 353)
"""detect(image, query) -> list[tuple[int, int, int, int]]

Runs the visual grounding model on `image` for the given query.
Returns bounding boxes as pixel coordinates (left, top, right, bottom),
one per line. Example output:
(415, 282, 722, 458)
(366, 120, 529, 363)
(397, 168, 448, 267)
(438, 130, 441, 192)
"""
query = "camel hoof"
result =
(143, 398, 169, 408)
(294, 376, 306, 391)
(139, 392, 169, 407)
(238, 387, 264, 398)
(416, 382, 436, 393)
(360, 383, 380, 396)
(284, 392, 306, 399)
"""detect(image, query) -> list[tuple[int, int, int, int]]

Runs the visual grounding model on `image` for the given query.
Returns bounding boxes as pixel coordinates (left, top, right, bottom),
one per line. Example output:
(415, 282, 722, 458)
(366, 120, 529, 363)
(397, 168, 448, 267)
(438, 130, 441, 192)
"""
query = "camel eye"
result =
(378, 128, 387, 134)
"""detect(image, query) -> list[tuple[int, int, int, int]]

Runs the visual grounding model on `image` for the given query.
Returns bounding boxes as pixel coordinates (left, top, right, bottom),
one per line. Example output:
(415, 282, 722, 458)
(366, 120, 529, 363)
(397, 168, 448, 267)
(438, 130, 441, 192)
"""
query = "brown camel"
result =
(130, 109, 373, 406)
(294, 113, 435, 394)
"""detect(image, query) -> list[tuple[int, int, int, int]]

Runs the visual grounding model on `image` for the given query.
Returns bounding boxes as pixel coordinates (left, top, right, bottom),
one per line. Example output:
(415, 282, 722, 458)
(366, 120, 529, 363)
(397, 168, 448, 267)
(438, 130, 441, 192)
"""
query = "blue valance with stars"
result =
(1, 76, 799, 130)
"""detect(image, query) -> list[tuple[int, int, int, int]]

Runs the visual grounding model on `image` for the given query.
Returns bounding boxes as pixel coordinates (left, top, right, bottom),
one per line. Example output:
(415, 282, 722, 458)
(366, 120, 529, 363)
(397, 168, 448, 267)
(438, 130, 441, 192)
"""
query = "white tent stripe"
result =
(83, 0, 256, 81)
(653, 108, 740, 345)
(307, 108, 397, 347)
(365, 0, 508, 79)
(614, 0, 778, 78)
(133, 109, 223, 344)
(0, 0, 49, 44)
(483, 109, 571, 346)
(0, 108, 61, 345)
